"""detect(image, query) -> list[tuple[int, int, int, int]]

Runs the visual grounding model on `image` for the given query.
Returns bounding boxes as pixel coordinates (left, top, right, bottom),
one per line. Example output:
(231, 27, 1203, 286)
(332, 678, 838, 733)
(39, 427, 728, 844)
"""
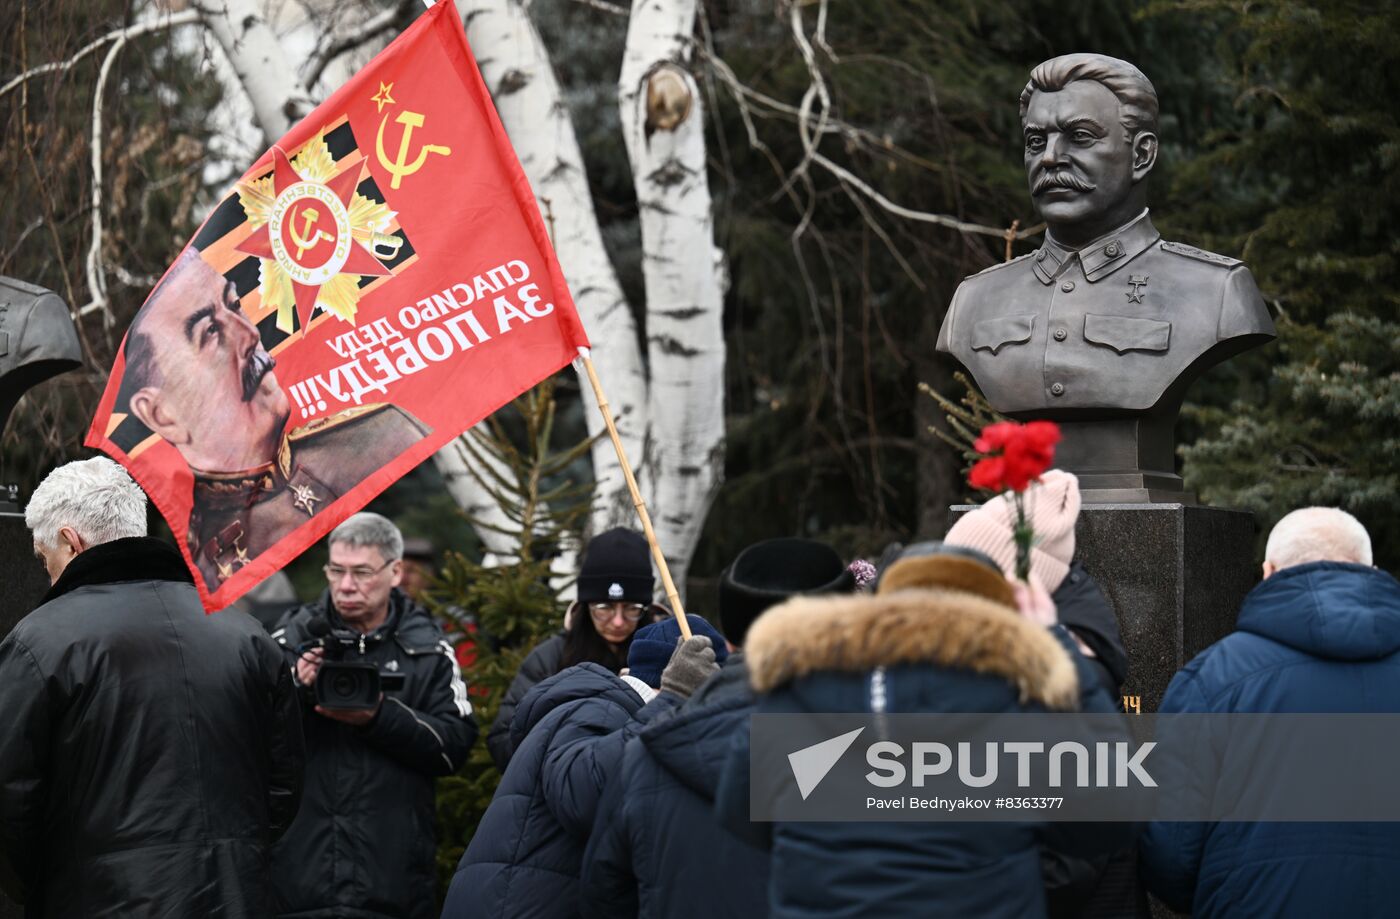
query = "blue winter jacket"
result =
(1140, 561, 1400, 918)
(443, 663, 675, 919)
(715, 581, 1132, 919)
(580, 654, 769, 919)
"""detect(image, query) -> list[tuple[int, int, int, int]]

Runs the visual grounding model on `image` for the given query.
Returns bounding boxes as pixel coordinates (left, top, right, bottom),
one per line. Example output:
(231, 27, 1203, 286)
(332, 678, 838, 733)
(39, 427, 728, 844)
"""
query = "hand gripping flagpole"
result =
(575, 347, 692, 640)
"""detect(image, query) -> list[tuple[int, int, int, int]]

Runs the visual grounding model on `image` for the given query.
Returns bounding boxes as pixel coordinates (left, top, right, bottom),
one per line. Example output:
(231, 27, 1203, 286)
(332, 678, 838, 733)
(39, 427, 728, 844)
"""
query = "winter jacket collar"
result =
(320, 588, 403, 640)
(1237, 561, 1400, 661)
(41, 536, 192, 605)
(296, 587, 442, 650)
(744, 588, 1079, 710)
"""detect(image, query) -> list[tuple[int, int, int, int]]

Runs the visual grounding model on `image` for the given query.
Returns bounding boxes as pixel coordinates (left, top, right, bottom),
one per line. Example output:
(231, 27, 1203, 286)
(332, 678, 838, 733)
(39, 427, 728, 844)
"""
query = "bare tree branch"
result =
(702, 10, 1045, 243)
(566, 0, 627, 15)
(778, 0, 833, 201)
(814, 147, 1043, 239)
(78, 34, 128, 325)
(304, 1, 410, 90)
(813, 0, 835, 60)
(0, 11, 201, 100)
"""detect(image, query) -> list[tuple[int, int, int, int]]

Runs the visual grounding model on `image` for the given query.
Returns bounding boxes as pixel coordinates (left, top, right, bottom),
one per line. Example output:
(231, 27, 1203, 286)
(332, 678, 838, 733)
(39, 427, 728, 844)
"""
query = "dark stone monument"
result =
(0, 511, 49, 633)
(936, 53, 1273, 723)
(952, 503, 1259, 711)
(0, 277, 82, 919)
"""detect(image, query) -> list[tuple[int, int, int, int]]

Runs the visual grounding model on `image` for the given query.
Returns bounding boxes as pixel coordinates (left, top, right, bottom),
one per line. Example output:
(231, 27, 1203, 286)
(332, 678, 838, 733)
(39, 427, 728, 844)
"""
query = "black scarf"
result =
(42, 536, 193, 605)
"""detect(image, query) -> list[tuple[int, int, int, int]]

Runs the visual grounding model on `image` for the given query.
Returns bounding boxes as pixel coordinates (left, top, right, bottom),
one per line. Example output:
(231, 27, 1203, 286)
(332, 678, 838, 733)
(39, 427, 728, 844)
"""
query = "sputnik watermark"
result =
(867, 795, 1064, 811)
(749, 713, 1400, 822)
(863, 740, 1156, 788)
(787, 732, 1154, 802)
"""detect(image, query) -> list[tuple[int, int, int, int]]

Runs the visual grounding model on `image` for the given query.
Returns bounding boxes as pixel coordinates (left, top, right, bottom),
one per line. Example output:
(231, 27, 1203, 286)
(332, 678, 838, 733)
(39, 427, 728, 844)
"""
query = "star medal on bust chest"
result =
(1126, 275, 1149, 304)
(290, 483, 321, 516)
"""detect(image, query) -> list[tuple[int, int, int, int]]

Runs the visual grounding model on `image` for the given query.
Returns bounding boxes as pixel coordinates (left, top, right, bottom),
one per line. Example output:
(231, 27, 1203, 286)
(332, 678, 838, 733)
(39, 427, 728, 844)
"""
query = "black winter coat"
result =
(581, 653, 769, 919)
(269, 589, 477, 919)
(1054, 562, 1129, 696)
(444, 663, 676, 919)
(716, 584, 1133, 919)
(486, 632, 565, 770)
(1042, 563, 1146, 919)
(0, 537, 304, 918)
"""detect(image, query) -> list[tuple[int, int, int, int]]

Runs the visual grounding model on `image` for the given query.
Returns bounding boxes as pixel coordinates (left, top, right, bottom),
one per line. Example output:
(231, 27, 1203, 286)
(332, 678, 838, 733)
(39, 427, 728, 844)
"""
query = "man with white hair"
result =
(1141, 506, 1400, 918)
(268, 512, 476, 919)
(0, 457, 304, 917)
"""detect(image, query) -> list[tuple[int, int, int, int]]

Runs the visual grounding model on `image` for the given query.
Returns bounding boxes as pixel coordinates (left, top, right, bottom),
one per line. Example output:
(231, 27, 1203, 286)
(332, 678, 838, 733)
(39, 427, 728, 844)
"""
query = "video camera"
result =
(304, 617, 407, 711)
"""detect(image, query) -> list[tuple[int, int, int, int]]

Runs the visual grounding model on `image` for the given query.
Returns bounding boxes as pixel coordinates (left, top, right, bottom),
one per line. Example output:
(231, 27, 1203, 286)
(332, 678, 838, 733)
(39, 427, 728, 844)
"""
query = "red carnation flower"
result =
(965, 419, 1062, 579)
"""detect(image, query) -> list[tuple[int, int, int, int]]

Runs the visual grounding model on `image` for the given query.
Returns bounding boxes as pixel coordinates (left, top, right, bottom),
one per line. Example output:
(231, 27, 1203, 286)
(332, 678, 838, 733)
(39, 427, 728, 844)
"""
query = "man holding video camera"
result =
(270, 513, 477, 919)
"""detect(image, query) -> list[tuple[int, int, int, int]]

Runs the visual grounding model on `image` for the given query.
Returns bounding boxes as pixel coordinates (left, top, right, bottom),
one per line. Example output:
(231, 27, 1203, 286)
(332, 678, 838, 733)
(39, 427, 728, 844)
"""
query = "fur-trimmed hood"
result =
(744, 588, 1079, 710)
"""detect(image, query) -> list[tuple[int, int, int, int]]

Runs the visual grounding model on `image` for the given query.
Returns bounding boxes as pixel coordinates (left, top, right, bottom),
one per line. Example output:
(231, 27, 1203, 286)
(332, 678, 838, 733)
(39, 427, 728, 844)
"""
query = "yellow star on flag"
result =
(371, 81, 395, 113)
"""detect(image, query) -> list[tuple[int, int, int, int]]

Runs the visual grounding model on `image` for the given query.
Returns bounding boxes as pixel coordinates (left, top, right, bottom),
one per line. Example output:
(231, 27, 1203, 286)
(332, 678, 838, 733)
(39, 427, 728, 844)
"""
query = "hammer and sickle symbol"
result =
(376, 110, 452, 190)
(290, 206, 335, 260)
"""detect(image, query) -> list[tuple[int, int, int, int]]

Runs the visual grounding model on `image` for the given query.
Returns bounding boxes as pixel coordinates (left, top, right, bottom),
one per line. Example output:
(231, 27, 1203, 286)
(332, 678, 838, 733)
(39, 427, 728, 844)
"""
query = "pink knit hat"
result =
(944, 469, 1081, 592)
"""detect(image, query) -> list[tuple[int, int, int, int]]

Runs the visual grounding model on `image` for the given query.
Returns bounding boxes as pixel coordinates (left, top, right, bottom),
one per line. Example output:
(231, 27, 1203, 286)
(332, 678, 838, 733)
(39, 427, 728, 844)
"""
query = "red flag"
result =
(85, 0, 588, 611)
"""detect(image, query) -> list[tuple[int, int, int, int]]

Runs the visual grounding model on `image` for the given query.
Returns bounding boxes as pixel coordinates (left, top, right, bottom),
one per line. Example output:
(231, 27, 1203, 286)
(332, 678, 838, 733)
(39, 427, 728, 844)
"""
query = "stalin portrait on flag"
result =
(87, 0, 589, 609)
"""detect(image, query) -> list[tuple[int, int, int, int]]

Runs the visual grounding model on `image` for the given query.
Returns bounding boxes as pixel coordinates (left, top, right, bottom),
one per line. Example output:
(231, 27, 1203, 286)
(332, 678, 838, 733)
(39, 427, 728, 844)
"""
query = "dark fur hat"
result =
(719, 538, 856, 647)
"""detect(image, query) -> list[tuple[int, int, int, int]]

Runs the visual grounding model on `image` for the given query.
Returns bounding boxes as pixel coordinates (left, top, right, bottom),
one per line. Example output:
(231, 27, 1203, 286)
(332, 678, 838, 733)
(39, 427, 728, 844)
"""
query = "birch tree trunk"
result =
(618, 0, 725, 588)
(455, 0, 649, 535)
(191, 0, 313, 144)
(197, 0, 726, 593)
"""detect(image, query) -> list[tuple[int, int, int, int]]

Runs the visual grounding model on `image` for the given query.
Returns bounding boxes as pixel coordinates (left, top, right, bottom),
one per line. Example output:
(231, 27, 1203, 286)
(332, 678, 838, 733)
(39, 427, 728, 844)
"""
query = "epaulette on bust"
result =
(969, 251, 1036, 277)
(1159, 240, 1241, 267)
(0, 276, 49, 296)
(287, 403, 391, 442)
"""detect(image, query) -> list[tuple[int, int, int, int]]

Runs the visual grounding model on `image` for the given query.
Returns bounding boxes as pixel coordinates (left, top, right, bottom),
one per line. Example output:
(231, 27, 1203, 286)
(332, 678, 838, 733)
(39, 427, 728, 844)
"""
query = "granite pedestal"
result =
(0, 511, 48, 919)
(951, 503, 1259, 712)
(0, 512, 48, 632)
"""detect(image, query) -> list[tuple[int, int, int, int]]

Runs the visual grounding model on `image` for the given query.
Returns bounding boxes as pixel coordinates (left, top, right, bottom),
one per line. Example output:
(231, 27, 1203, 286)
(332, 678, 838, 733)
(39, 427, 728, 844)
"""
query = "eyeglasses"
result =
(324, 560, 393, 585)
(588, 602, 646, 623)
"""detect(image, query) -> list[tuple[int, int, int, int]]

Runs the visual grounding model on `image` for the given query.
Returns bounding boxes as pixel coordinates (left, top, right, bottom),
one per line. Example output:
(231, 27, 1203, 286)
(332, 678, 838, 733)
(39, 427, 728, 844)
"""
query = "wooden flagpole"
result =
(576, 349, 692, 639)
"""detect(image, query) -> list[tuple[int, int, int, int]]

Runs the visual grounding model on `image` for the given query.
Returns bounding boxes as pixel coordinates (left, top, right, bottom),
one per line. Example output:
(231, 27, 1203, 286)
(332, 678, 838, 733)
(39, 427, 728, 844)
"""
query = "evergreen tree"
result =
(423, 378, 594, 894)
(1169, 0, 1400, 572)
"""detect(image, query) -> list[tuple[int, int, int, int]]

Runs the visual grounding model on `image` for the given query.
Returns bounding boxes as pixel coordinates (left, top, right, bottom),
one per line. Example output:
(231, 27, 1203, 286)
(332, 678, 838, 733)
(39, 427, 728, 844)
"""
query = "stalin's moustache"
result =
(242, 348, 276, 402)
(1032, 171, 1096, 196)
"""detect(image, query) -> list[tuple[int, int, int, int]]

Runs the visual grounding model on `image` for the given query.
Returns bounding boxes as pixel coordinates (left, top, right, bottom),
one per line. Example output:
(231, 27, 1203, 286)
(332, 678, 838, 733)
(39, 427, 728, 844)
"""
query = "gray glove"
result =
(660, 635, 718, 699)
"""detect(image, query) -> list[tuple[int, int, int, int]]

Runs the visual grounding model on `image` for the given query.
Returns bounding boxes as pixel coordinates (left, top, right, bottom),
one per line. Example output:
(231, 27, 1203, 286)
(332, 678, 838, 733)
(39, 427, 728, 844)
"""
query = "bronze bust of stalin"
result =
(937, 53, 1275, 501)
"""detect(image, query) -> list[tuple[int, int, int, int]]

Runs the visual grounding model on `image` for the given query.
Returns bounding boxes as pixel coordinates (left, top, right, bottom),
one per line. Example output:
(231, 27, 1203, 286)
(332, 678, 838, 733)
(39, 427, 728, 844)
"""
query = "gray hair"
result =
(1019, 53, 1159, 138)
(1265, 507, 1373, 570)
(25, 457, 147, 550)
(328, 512, 403, 562)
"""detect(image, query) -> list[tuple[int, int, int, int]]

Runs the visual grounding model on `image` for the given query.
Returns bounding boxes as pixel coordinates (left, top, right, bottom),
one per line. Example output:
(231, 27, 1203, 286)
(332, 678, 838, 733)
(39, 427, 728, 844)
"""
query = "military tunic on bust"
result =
(187, 403, 429, 591)
(936, 211, 1275, 416)
(0, 277, 82, 443)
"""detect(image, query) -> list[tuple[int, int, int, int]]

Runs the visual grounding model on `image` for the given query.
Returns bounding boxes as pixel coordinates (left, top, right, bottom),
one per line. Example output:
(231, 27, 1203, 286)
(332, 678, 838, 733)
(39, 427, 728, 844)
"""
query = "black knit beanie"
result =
(577, 527, 653, 605)
(718, 538, 855, 647)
